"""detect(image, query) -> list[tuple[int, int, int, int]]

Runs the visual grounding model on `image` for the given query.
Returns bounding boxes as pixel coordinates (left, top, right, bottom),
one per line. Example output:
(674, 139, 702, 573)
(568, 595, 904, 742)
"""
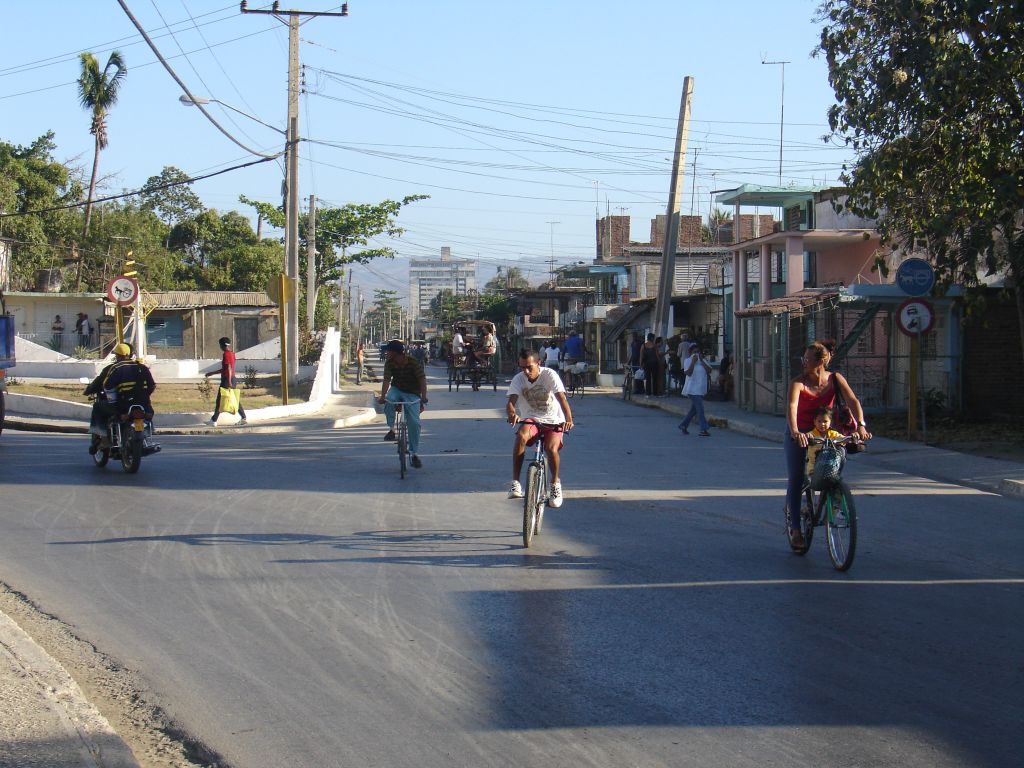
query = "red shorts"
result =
(520, 421, 565, 450)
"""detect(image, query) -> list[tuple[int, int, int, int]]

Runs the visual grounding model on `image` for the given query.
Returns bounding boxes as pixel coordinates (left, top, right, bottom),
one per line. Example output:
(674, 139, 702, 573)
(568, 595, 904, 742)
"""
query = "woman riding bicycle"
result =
(785, 341, 871, 550)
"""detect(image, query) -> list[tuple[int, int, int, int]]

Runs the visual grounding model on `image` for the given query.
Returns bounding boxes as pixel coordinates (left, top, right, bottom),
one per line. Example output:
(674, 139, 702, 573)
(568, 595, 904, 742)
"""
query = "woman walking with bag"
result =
(678, 343, 712, 436)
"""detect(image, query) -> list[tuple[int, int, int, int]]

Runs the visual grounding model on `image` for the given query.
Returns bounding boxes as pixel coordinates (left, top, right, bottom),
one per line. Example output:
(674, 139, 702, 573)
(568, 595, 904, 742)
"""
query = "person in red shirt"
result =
(205, 336, 247, 426)
(784, 341, 871, 549)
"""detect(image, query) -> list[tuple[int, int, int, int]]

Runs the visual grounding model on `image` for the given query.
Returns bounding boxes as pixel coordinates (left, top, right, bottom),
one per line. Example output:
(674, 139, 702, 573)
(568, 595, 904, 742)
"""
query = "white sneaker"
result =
(549, 481, 563, 508)
(206, 419, 217, 427)
(238, 419, 248, 426)
(507, 480, 523, 499)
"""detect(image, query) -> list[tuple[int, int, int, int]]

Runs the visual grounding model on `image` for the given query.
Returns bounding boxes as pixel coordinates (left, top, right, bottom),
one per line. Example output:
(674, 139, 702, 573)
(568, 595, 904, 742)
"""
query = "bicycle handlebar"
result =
(807, 435, 860, 446)
(512, 417, 565, 431)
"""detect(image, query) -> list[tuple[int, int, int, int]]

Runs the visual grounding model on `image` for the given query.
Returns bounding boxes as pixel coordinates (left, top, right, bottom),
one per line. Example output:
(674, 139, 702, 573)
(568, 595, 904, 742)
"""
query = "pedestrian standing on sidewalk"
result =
(51, 315, 65, 349)
(639, 333, 659, 396)
(355, 342, 365, 385)
(206, 337, 247, 426)
(678, 343, 712, 436)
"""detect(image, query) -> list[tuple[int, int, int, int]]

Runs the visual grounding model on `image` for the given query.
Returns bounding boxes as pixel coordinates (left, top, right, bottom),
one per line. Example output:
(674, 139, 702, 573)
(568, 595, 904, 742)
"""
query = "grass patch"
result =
(8, 378, 312, 413)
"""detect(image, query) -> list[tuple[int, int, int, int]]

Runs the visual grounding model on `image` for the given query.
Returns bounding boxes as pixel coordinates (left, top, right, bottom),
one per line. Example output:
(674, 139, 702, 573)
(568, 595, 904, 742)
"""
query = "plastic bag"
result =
(634, 368, 646, 381)
(810, 442, 845, 491)
(219, 386, 240, 415)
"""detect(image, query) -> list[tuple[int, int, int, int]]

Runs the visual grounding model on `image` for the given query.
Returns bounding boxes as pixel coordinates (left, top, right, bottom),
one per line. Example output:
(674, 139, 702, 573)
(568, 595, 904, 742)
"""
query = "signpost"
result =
(895, 257, 935, 297)
(896, 295, 935, 441)
(106, 275, 140, 348)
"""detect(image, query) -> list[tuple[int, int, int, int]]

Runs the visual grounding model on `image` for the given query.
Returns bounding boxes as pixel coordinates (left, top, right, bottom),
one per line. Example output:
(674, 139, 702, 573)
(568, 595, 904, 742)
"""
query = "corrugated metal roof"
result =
(734, 288, 840, 318)
(147, 291, 275, 308)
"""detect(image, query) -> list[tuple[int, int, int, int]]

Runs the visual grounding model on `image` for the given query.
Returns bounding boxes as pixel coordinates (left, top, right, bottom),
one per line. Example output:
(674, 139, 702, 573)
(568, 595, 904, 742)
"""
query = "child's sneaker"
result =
(507, 480, 523, 498)
(549, 481, 563, 508)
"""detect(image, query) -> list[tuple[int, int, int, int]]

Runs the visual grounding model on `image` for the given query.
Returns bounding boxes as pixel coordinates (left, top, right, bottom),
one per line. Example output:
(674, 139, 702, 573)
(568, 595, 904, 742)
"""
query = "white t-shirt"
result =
(542, 345, 561, 366)
(682, 353, 709, 396)
(508, 366, 566, 424)
(453, 332, 465, 354)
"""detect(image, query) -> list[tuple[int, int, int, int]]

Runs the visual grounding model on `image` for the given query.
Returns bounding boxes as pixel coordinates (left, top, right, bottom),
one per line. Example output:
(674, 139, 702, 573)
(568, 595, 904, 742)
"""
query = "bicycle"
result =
(790, 434, 860, 571)
(391, 398, 420, 479)
(516, 418, 563, 548)
(564, 362, 586, 398)
(621, 365, 636, 401)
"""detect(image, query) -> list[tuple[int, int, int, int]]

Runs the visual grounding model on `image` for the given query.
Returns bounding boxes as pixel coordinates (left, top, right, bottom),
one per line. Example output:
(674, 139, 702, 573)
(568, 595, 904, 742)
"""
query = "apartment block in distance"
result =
(409, 247, 477, 320)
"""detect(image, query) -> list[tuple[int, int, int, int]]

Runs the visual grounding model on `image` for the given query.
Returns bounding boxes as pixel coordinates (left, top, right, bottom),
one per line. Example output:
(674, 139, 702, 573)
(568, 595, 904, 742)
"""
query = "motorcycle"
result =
(88, 395, 161, 474)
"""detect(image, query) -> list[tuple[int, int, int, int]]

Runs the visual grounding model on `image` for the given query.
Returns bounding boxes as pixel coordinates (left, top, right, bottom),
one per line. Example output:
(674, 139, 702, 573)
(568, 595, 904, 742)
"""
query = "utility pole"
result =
(240, 1, 348, 380)
(306, 193, 317, 332)
(653, 76, 694, 339)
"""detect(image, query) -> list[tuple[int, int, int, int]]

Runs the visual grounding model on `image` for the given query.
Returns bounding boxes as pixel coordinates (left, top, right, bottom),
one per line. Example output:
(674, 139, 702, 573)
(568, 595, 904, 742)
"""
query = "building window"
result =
(146, 316, 184, 347)
(804, 252, 817, 287)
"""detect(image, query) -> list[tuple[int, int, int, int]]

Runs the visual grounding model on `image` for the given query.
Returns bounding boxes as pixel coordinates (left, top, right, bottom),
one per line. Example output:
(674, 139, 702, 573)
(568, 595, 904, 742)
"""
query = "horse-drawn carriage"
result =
(447, 320, 498, 392)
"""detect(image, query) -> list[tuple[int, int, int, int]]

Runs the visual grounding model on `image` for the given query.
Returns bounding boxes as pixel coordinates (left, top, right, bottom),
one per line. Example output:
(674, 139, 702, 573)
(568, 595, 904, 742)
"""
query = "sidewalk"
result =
(2, 382, 1021, 767)
(627, 392, 1024, 499)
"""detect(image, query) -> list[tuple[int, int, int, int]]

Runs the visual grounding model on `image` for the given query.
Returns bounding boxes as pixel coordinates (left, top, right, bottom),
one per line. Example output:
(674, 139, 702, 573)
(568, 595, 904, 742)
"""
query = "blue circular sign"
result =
(895, 257, 935, 296)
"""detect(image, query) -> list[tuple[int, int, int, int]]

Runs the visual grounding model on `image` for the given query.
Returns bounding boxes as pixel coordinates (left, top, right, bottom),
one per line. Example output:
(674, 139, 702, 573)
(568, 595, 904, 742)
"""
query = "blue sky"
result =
(2, 1, 851, 302)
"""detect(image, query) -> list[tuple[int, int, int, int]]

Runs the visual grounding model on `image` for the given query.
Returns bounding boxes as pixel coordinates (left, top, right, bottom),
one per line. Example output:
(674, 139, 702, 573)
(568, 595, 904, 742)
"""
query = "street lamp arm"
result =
(179, 95, 286, 135)
(116, 0, 282, 160)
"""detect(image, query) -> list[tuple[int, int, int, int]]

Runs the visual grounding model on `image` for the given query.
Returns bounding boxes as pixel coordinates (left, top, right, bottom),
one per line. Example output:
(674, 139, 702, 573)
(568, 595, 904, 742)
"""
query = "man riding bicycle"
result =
(378, 339, 428, 469)
(506, 348, 574, 507)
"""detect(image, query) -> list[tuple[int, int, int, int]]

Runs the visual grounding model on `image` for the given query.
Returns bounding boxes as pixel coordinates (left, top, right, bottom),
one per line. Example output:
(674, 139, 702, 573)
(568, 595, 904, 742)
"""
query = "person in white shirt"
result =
(505, 348, 574, 507)
(452, 328, 466, 355)
(542, 342, 561, 369)
(678, 343, 713, 436)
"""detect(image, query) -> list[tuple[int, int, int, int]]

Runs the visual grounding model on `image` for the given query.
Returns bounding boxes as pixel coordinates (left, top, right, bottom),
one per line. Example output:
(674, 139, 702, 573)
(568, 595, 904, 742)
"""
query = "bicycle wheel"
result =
(534, 461, 548, 535)
(398, 417, 408, 479)
(826, 479, 857, 571)
(522, 463, 541, 547)
(621, 372, 632, 401)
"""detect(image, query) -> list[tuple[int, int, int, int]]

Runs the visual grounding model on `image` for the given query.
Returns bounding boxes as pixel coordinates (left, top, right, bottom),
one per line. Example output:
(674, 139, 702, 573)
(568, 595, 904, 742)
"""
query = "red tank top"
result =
(795, 374, 836, 431)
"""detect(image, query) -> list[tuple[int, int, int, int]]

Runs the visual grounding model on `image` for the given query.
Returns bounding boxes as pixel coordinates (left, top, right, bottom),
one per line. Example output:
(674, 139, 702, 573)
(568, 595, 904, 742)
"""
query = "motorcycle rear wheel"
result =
(121, 425, 143, 474)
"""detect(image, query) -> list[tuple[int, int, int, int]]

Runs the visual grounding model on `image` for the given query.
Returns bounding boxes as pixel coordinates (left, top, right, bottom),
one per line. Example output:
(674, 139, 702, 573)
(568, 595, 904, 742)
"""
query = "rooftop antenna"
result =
(761, 56, 790, 186)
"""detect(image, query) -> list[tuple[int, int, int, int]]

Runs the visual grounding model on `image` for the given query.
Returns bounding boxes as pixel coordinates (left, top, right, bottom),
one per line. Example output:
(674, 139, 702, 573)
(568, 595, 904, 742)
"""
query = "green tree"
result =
(77, 51, 127, 240)
(168, 209, 281, 291)
(428, 288, 462, 326)
(240, 193, 427, 314)
(0, 133, 82, 288)
(818, 0, 1024, 360)
(140, 166, 204, 229)
(482, 266, 529, 293)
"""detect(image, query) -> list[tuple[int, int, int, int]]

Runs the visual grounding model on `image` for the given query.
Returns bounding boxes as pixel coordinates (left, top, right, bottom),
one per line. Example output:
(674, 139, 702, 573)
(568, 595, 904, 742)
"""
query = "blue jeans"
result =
(680, 395, 708, 432)
(783, 431, 807, 531)
(385, 388, 422, 454)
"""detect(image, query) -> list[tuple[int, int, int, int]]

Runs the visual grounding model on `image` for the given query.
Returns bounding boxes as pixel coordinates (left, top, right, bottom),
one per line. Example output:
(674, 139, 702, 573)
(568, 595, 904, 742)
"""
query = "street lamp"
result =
(178, 95, 285, 135)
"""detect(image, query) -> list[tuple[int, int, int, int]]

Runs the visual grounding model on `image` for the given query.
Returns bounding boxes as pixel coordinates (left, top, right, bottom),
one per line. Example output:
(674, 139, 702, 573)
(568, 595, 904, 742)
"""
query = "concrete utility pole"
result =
(307, 193, 317, 332)
(652, 76, 694, 339)
(240, 1, 348, 379)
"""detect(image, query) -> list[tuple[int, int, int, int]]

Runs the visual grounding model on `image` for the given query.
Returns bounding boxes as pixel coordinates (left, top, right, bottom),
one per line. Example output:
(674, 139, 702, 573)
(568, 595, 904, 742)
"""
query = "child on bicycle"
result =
(804, 406, 844, 479)
(506, 348, 574, 507)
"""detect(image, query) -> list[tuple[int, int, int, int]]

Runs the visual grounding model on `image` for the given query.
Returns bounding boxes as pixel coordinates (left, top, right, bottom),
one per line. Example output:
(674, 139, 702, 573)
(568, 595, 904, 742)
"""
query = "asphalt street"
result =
(0, 373, 1021, 767)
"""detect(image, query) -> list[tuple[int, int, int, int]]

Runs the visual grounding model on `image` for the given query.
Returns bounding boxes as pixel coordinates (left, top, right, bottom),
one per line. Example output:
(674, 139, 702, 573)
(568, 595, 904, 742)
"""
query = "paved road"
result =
(0, 375, 1021, 767)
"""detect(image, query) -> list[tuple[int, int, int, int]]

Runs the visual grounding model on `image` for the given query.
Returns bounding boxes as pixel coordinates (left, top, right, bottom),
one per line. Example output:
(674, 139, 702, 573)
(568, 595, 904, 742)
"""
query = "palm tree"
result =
(77, 51, 127, 240)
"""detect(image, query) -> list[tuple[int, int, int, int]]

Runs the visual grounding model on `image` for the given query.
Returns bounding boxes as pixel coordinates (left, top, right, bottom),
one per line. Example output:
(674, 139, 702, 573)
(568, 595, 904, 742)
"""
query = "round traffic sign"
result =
(896, 298, 935, 336)
(895, 257, 935, 296)
(106, 275, 139, 306)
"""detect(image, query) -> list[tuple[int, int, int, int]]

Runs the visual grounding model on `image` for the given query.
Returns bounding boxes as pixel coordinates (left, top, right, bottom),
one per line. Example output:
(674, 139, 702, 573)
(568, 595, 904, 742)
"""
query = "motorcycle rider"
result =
(84, 342, 156, 453)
